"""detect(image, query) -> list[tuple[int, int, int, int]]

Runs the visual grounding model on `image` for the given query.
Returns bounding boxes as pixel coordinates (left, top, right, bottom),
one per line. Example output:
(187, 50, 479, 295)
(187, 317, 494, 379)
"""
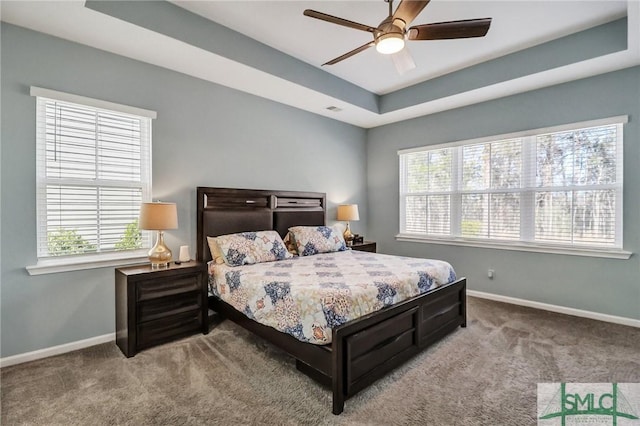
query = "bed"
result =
(196, 187, 467, 414)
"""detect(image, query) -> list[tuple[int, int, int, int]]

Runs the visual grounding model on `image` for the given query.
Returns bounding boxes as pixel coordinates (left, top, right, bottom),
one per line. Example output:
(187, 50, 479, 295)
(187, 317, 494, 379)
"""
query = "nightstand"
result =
(115, 261, 208, 357)
(351, 241, 377, 253)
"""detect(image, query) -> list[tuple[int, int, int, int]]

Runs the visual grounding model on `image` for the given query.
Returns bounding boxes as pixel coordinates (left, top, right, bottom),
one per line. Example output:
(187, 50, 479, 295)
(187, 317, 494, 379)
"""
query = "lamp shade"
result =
(139, 202, 178, 230)
(337, 204, 360, 221)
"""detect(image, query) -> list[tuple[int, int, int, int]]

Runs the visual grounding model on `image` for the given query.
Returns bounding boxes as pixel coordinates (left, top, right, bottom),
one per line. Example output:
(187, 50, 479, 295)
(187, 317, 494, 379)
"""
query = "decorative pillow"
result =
(288, 226, 347, 256)
(283, 232, 298, 256)
(213, 230, 293, 266)
(207, 237, 226, 264)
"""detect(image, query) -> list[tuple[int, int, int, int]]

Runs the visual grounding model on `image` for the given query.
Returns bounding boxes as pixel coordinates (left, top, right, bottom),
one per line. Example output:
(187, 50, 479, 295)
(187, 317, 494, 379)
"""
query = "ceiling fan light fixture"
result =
(375, 33, 404, 54)
(303, 2, 492, 68)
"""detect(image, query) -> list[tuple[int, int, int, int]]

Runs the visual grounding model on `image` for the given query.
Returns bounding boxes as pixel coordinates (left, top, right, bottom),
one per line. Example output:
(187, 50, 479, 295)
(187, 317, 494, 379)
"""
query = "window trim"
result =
(27, 87, 156, 274)
(26, 250, 150, 276)
(395, 234, 632, 259)
(398, 116, 629, 257)
(397, 116, 628, 155)
(29, 87, 157, 119)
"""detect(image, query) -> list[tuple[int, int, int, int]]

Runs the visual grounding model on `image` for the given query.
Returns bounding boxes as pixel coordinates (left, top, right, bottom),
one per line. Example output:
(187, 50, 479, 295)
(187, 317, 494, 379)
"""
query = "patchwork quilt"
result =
(208, 250, 457, 345)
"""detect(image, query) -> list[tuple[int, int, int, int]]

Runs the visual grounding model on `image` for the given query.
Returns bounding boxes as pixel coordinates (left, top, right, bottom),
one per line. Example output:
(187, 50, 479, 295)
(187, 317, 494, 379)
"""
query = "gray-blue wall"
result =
(367, 67, 640, 321)
(2, 21, 639, 360)
(0, 24, 367, 358)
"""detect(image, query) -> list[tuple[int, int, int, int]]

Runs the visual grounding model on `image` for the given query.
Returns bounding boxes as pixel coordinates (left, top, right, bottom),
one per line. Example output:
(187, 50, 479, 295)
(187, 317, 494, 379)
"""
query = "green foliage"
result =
(115, 219, 142, 251)
(461, 220, 482, 237)
(48, 229, 96, 256)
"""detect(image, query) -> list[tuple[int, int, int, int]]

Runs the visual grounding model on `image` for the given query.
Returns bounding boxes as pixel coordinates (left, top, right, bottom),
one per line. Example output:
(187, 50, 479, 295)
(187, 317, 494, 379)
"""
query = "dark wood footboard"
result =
(329, 277, 466, 414)
(209, 277, 466, 415)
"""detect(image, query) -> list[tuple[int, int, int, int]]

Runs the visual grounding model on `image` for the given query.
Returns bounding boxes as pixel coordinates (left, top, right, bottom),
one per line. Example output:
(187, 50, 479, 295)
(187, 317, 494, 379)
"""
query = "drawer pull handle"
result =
(245, 200, 256, 204)
(371, 333, 405, 352)
(433, 303, 459, 318)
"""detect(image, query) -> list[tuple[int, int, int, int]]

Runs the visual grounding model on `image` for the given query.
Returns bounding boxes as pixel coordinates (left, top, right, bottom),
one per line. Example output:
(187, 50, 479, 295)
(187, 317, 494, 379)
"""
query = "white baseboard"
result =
(0, 333, 115, 368)
(2, 292, 638, 367)
(467, 290, 640, 328)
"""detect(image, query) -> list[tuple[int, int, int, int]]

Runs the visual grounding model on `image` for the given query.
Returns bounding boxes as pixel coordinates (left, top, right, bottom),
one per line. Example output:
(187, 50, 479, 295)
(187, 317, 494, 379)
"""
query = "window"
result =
(30, 87, 155, 271)
(399, 117, 627, 257)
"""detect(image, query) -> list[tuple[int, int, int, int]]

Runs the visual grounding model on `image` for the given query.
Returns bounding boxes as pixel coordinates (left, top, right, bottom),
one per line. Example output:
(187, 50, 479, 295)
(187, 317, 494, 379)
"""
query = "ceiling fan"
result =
(303, 0, 492, 74)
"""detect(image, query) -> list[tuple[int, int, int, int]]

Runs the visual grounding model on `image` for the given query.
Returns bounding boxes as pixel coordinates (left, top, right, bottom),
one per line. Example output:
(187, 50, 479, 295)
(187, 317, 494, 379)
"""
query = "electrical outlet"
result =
(488, 269, 495, 279)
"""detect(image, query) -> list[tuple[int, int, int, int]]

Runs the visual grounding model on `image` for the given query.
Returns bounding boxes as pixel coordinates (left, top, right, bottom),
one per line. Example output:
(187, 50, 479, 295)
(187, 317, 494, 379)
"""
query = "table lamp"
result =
(337, 204, 359, 245)
(139, 202, 178, 268)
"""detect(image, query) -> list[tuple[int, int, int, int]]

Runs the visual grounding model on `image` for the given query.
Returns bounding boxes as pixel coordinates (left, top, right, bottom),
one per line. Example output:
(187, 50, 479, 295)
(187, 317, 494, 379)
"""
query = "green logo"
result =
(538, 383, 639, 425)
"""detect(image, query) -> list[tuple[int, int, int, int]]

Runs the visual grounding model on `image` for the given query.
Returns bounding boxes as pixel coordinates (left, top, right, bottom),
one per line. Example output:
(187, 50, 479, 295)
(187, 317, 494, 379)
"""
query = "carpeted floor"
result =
(2, 297, 639, 425)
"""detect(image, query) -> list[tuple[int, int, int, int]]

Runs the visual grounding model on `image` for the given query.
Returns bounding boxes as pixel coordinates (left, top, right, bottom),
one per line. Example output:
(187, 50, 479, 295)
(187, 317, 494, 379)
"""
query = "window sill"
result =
(26, 251, 150, 275)
(395, 234, 632, 259)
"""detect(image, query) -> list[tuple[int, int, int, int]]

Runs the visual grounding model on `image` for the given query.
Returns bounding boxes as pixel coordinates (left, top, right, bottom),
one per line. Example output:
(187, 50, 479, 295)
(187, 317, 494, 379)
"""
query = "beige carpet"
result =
(2, 297, 639, 425)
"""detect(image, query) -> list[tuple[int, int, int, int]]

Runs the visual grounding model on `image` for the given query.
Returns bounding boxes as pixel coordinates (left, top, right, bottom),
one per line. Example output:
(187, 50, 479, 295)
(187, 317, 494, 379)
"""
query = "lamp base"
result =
(148, 230, 172, 269)
(343, 222, 354, 247)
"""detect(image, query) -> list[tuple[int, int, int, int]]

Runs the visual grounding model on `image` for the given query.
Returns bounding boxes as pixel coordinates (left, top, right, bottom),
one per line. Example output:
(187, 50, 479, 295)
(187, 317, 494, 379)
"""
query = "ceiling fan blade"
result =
(392, 0, 430, 28)
(304, 9, 376, 33)
(323, 42, 375, 66)
(391, 48, 416, 75)
(408, 18, 492, 40)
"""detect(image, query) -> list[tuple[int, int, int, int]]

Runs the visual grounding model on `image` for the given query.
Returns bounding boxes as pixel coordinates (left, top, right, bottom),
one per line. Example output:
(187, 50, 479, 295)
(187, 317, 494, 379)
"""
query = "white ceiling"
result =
(1, 1, 638, 128)
(173, 0, 628, 95)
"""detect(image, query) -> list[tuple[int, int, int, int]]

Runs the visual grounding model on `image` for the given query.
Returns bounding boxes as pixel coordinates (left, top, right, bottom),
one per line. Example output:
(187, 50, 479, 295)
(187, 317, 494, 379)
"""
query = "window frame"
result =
(397, 116, 631, 259)
(27, 87, 157, 275)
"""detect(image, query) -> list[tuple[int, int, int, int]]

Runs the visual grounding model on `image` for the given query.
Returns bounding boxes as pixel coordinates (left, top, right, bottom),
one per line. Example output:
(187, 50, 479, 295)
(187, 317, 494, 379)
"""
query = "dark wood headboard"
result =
(196, 187, 326, 263)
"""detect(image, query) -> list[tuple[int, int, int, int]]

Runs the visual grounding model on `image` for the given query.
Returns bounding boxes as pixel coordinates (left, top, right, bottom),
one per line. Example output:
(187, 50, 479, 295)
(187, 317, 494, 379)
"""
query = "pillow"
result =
(288, 225, 347, 256)
(213, 230, 293, 267)
(206, 237, 226, 265)
(283, 232, 298, 256)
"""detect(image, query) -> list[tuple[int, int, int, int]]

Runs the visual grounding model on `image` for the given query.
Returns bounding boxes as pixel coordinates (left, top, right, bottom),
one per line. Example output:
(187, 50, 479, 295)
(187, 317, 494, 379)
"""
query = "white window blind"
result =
(33, 88, 153, 259)
(399, 117, 625, 251)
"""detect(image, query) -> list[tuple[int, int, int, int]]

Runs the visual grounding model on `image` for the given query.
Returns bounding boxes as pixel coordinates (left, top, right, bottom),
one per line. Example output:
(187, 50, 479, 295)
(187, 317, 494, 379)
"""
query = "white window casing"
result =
(398, 116, 631, 259)
(27, 87, 155, 274)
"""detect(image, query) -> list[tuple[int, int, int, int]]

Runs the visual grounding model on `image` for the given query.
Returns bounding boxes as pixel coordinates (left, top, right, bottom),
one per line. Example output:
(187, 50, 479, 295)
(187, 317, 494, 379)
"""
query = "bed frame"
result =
(196, 187, 466, 414)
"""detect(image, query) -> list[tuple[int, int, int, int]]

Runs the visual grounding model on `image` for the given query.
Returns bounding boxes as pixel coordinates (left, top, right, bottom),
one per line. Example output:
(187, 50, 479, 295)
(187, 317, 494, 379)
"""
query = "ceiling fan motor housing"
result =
(374, 19, 405, 54)
(375, 20, 404, 39)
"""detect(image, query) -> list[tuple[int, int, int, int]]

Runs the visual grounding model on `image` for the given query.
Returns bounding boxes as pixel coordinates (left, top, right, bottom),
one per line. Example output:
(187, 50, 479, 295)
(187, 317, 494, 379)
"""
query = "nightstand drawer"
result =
(137, 310, 202, 349)
(136, 274, 200, 301)
(116, 261, 208, 357)
(138, 292, 202, 323)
